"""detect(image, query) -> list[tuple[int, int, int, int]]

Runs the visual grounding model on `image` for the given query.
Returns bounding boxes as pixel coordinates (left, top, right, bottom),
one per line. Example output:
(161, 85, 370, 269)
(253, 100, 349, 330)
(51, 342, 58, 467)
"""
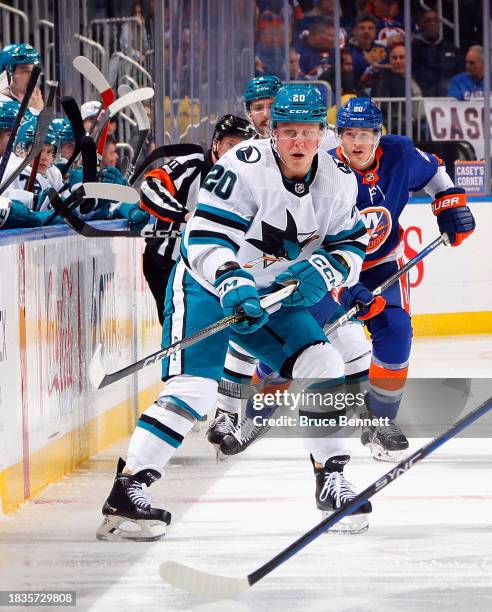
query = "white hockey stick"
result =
(0, 70, 8, 92)
(94, 88, 154, 146)
(117, 84, 151, 178)
(81, 182, 139, 203)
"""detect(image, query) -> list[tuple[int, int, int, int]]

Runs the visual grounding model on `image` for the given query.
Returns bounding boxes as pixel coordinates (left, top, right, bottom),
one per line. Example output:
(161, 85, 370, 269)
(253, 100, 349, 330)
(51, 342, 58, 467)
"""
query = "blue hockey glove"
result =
(98, 166, 127, 186)
(214, 264, 268, 334)
(275, 250, 350, 307)
(68, 167, 84, 190)
(333, 282, 387, 321)
(113, 203, 150, 230)
(432, 189, 475, 246)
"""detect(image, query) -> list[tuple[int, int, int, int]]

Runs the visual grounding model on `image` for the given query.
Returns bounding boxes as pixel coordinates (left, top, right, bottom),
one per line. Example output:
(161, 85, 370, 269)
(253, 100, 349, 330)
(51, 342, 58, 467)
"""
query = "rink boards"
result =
(0, 200, 490, 514)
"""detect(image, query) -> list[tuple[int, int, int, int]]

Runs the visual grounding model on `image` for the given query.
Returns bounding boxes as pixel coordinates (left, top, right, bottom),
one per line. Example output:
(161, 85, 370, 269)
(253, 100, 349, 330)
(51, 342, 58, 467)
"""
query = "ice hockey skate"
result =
(96, 458, 171, 542)
(312, 455, 372, 534)
(206, 408, 239, 458)
(360, 411, 409, 463)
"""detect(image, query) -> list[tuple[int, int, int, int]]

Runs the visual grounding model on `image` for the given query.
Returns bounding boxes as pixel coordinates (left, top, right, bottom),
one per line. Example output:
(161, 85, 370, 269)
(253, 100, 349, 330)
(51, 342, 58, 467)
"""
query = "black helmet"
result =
(212, 114, 256, 142)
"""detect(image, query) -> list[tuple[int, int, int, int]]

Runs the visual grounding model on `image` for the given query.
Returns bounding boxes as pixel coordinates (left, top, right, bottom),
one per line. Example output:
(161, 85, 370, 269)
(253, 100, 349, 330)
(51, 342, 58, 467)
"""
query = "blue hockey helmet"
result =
(270, 84, 327, 127)
(0, 43, 41, 73)
(52, 117, 74, 143)
(0, 99, 20, 129)
(336, 97, 382, 131)
(15, 117, 59, 152)
(243, 75, 283, 106)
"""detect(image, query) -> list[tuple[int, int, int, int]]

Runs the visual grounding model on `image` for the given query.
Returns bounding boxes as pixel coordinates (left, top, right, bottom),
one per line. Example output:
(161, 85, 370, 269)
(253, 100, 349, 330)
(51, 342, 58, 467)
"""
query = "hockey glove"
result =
(113, 203, 150, 230)
(333, 282, 386, 321)
(275, 250, 350, 307)
(68, 167, 84, 190)
(98, 166, 127, 186)
(432, 188, 475, 247)
(214, 264, 268, 334)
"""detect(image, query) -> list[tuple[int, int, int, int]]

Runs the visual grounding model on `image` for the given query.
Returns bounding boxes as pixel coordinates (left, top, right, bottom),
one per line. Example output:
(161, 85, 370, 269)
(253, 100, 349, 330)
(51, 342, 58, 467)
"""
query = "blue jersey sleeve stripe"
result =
(195, 203, 250, 230)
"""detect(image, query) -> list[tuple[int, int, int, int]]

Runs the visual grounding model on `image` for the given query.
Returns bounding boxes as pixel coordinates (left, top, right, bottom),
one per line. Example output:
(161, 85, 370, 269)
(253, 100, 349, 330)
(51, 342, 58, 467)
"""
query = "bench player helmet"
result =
(51, 118, 74, 143)
(0, 99, 21, 129)
(270, 84, 327, 127)
(0, 43, 41, 74)
(15, 116, 59, 154)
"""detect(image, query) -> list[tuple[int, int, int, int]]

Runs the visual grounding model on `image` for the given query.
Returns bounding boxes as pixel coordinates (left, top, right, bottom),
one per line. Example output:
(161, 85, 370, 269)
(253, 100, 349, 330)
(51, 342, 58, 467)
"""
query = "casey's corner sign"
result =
(423, 99, 491, 160)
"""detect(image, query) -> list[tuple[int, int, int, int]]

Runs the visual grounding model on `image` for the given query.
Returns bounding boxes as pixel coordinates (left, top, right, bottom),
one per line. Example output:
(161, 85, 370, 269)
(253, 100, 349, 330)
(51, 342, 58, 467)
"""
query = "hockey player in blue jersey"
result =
(97, 84, 373, 541)
(328, 97, 475, 460)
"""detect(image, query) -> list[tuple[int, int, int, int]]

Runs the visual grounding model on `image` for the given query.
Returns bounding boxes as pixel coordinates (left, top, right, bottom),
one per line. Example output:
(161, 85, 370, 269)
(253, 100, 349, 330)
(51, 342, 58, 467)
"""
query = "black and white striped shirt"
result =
(140, 148, 214, 261)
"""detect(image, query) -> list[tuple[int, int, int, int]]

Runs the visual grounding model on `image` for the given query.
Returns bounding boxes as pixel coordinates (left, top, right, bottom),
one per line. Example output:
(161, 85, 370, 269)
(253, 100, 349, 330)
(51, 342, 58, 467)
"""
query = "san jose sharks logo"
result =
(244, 210, 319, 269)
(360, 206, 392, 253)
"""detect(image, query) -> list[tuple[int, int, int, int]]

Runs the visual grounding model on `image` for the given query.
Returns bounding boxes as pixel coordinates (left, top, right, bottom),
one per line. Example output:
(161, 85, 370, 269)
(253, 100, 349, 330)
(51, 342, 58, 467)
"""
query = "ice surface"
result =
(0, 336, 491, 611)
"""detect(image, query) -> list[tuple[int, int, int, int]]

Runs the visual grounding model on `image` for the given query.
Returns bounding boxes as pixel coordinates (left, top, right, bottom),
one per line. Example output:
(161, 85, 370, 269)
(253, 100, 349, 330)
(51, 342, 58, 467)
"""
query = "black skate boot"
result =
(312, 455, 372, 534)
(206, 408, 239, 455)
(96, 458, 172, 541)
(219, 411, 271, 456)
(360, 411, 409, 463)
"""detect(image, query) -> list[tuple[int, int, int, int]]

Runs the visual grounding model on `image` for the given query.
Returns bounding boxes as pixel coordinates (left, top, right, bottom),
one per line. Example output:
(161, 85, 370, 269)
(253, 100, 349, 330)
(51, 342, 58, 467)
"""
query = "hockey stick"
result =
(0, 64, 42, 185)
(0, 70, 8, 92)
(324, 234, 447, 336)
(48, 187, 181, 238)
(94, 88, 154, 149)
(129, 144, 204, 185)
(60, 96, 87, 176)
(118, 84, 150, 179)
(0, 89, 56, 196)
(72, 56, 116, 157)
(159, 395, 492, 598)
(89, 283, 297, 389)
(26, 80, 58, 192)
(41, 137, 98, 225)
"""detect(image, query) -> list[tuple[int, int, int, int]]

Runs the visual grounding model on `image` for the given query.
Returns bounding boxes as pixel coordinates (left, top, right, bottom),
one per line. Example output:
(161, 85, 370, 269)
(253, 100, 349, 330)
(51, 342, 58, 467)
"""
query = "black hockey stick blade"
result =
(0, 64, 42, 184)
(60, 96, 86, 176)
(0, 98, 55, 196)
(159, 396, 492, 598)
(50, 190, 182, 238)
(79, 136, 98, 213)
(88, 283, 297, 389)
(129, 144, 204, 185)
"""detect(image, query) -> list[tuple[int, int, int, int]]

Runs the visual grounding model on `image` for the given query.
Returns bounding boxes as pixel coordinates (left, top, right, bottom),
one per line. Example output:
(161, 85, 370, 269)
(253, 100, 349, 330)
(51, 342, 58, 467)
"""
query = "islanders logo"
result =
(360, 206, 392, 254)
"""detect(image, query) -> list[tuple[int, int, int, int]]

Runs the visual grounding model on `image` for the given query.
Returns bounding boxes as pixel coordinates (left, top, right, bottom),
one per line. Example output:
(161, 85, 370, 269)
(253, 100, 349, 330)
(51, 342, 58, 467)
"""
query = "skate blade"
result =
(96, 515, 167, 542)
(210, 442, 229, 463)
(366, 443, 408, 464)
(321, 511, 369, 535)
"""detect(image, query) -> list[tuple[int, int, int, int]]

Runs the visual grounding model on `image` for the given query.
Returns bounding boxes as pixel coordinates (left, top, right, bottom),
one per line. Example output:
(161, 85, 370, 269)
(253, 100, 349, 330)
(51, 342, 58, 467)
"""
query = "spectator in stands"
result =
(296, 0, 350, 44)
(296, 17, 336, 79)
(255, 12, 286, 77)
(320, 48, 366, 101)
(373, 43, 422, 135)
(345, 13, 387, 91)
(373, 43, 421, 98)
(412, 10, 464, 97)
(448, 45, 488, 101)
(289, 47, 305, 80)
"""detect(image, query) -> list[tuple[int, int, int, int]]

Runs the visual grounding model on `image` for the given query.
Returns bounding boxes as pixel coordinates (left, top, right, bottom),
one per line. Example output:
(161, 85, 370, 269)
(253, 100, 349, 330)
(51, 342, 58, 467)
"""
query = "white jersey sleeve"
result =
(182, 153, 256, 286)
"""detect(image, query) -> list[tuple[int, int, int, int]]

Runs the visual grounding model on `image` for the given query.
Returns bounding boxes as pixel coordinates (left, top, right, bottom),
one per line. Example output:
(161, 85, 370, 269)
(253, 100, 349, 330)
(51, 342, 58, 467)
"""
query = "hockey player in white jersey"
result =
(96, 84, 372, 541)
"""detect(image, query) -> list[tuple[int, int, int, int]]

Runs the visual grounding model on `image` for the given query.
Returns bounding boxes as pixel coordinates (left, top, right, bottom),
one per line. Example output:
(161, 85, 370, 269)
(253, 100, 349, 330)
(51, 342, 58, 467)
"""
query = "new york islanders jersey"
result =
(329, 135, 452, 269)
(181, 138, 368, 292)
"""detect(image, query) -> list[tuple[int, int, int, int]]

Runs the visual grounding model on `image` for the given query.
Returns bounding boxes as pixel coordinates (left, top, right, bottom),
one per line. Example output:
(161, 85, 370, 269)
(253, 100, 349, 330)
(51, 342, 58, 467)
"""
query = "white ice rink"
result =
(1, 335, 491, 612)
